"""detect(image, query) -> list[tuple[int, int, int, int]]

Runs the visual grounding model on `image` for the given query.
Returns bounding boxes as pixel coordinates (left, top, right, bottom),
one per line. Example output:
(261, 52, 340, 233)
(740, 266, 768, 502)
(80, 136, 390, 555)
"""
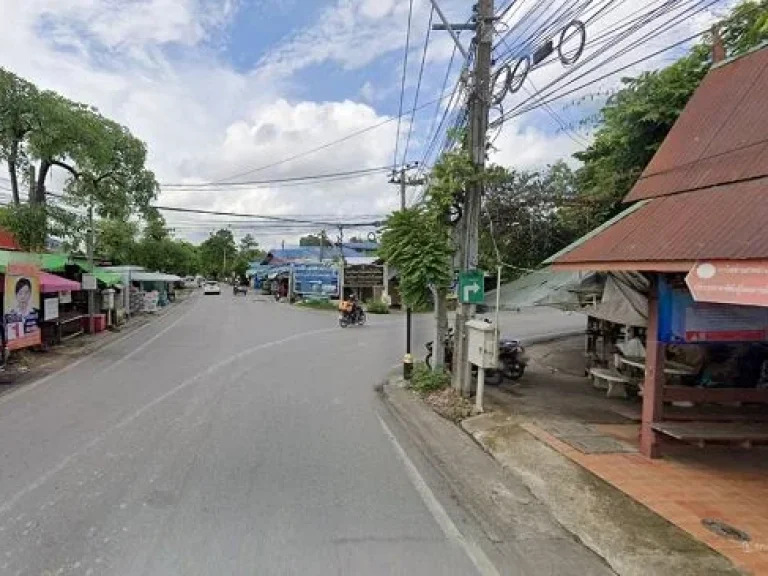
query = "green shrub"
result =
(366, 300, 390, 314)
(409, 362, 450, 393)
(296, 299, 336, 311)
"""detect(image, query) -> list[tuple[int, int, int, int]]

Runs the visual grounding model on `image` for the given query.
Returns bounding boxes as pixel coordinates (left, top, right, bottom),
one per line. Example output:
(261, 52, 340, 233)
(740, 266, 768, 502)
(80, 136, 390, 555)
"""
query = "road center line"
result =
(376, 413, 501, 576)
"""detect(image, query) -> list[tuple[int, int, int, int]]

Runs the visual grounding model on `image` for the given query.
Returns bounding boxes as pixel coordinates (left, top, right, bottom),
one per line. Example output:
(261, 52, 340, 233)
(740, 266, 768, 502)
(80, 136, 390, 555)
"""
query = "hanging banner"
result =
(686, 260, 768, 307)
(4, 263, 42, 350)
(658, 276, 768, 343)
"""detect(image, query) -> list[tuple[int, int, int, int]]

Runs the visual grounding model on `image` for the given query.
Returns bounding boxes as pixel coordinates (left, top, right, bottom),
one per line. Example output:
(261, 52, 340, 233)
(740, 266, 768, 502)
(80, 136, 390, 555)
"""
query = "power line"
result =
(493, 0, 713, 124)
(402, 5, 434, 166)
(494, 29, 706, 125)
(393, 0, 415, 173)
(159, 166, 392, 190)
(45, 191, 385, 227)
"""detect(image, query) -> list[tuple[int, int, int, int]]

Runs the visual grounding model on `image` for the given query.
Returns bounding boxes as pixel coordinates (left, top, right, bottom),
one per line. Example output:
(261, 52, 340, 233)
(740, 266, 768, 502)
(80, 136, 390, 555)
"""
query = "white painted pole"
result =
(494, 265, 501, 366)
(475, 365, 485, 413)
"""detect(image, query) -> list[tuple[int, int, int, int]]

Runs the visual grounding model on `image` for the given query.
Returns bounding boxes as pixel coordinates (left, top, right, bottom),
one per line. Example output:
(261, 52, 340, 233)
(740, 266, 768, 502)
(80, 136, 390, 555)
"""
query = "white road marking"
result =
(0, 325, 338, 518)
(0, 298, 198, 408)
(376, 413, 501, 576)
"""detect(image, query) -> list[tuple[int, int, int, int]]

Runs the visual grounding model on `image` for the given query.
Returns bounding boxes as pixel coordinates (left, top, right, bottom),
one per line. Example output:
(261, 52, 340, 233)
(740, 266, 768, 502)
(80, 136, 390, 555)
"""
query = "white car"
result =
(203, 281, 221, 295)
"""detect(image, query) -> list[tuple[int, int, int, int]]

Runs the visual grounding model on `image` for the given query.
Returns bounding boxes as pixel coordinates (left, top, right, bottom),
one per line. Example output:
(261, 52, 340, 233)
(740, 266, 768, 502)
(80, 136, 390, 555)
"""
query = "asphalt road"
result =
(0, 293, 584, 576)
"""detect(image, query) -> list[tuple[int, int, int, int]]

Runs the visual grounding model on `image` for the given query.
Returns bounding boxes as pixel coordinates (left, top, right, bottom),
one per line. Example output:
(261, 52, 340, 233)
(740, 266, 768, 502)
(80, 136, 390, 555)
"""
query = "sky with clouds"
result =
(0, 0, 734, 247)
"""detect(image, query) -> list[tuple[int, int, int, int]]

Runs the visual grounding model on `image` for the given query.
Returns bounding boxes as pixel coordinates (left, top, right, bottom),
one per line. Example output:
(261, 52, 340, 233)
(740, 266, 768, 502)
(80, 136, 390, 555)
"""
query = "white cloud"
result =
(0, 0, 739, 247)
(489, 117, 584, 170)
(359, 80, 376, 103)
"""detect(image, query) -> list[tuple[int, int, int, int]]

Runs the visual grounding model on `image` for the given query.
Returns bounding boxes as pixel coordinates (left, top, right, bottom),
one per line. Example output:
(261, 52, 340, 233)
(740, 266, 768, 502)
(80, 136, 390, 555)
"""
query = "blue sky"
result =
(0, 0, 734, 245)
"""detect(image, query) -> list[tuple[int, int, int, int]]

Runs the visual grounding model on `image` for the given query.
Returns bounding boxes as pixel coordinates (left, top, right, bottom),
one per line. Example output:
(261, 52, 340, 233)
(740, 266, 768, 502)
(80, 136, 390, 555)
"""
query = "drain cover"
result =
(702, 518, 751, 542)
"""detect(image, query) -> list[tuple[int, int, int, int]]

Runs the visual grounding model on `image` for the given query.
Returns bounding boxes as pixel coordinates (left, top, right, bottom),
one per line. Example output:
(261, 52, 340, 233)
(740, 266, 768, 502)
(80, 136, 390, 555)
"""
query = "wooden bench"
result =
(589, 368, 631, 398)
(652, 422, 768, 448)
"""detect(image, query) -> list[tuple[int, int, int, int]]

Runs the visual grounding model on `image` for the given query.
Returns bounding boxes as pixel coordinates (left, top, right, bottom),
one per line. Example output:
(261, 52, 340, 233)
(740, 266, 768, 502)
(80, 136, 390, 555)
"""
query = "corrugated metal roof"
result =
(627, 46, 768, 202)
(555, 179, 768, 265)
(267, 245, 359, 261)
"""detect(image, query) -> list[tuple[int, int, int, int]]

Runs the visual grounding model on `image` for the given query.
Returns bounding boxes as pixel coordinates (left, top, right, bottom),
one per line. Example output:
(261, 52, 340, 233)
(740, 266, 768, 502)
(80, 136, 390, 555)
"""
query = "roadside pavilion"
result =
(550, 44, 768, 458)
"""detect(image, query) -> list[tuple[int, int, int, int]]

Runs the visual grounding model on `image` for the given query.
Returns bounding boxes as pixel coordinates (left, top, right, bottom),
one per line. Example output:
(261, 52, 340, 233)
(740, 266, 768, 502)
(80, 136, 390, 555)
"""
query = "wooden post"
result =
(640, 274, 664, 458)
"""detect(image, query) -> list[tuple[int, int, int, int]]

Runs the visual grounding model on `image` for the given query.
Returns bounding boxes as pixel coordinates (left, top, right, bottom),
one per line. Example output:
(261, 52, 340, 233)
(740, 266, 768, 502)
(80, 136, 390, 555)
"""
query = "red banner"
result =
(685, 260, 768, 308)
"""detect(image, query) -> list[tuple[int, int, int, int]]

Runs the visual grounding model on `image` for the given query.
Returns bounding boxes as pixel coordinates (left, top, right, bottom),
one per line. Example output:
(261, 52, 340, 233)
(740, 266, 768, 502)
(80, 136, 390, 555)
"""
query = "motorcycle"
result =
(338, 301, 366, 328)
(425, 328, 527, 384)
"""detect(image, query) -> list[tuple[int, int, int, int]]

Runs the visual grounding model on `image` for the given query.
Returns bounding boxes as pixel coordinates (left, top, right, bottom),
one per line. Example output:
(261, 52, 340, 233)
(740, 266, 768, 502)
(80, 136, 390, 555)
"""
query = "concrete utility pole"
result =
(87, 203, 95, 335)
(440, 0, 494, 396)
(390, 162, 424, 379)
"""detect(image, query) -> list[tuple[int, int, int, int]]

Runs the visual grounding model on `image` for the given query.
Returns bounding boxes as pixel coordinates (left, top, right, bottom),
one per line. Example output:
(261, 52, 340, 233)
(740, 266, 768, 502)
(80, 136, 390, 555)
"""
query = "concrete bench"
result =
(589, 368, 631, 398)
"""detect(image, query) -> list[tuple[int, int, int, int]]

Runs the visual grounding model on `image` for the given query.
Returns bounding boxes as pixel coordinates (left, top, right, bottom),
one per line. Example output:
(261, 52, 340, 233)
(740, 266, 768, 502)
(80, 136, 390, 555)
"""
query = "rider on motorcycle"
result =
(347, 294, 360, 320)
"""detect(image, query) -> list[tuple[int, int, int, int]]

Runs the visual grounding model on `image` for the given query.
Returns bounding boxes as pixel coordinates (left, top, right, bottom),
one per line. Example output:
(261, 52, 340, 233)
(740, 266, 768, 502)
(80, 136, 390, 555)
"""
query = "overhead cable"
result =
(393, 0, 416, 173)
(402, 5, 434, 166)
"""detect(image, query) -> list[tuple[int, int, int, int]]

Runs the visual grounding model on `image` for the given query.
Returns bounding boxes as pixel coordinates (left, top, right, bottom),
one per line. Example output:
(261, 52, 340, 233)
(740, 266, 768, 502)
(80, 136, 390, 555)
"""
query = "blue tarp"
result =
(266, 245, 360, 261)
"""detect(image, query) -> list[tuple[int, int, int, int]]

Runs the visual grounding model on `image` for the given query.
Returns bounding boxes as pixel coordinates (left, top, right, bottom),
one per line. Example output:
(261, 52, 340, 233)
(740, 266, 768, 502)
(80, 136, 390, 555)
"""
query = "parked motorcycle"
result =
(425, 328, 527, 383)
(338, 301, 366, 328)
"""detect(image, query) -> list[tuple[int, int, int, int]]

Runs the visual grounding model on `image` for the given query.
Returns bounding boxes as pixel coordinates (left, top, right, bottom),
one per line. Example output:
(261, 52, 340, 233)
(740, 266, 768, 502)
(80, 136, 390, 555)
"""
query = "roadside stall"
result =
(38, 272, 82, 346)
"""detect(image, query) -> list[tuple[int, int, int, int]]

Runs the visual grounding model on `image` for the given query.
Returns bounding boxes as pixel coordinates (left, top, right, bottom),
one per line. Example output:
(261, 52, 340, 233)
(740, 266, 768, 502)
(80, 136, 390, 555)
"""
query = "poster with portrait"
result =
(4, 263, 42, 350)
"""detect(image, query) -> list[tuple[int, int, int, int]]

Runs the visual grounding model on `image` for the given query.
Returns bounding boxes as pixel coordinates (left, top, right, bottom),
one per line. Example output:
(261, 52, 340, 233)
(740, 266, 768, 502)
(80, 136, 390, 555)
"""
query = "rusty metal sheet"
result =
(556, 179, 768, 265)
(627, 47, 768, 202)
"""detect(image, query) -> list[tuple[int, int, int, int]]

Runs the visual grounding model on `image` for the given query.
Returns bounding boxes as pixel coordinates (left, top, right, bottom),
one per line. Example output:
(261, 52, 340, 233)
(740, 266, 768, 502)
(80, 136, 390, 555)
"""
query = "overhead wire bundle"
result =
(490, 0, 720, 128)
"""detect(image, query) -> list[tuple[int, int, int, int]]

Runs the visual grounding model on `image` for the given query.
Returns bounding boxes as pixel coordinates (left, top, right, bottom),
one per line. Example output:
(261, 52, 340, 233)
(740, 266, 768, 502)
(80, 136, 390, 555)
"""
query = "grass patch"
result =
(296, 299, 337, 311)
(366, 301, 390, 314)
(408, 361, 450, 393)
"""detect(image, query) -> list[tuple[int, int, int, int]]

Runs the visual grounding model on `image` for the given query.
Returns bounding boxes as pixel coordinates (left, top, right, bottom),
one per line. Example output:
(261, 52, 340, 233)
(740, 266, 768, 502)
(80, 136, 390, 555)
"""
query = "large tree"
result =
(480, 161, 577, 278)
(299, 233, 331, 247)
(199, 228, 237, 279)
(0, 69, 36, 204)
(96, 218, 138, 265)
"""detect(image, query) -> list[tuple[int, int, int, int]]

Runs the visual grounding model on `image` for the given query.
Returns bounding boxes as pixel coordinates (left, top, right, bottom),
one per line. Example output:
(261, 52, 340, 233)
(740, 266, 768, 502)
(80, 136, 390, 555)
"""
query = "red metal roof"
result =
(555, 178, 768, 267)
(627, 46, 768, 202)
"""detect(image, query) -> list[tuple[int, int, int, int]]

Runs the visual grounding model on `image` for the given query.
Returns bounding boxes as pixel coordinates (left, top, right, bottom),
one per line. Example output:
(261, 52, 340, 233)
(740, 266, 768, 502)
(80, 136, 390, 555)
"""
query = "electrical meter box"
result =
(101, 288, 116, 310)
(466, 319, 497, 369)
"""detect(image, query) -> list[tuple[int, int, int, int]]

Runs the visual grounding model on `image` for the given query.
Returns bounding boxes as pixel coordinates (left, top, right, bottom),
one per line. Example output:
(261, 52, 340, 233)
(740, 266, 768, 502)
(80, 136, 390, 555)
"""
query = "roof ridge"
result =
(713, 41, 768, 70)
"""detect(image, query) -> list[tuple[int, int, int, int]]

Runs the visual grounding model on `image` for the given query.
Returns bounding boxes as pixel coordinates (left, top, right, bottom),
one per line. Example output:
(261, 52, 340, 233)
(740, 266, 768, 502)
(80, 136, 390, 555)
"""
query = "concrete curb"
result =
(378, 380, 618, 575)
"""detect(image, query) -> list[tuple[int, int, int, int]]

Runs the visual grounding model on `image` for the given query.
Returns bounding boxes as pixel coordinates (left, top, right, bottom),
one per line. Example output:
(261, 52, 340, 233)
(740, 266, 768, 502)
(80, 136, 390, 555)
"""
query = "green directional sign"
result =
(458, 269, 484, 304)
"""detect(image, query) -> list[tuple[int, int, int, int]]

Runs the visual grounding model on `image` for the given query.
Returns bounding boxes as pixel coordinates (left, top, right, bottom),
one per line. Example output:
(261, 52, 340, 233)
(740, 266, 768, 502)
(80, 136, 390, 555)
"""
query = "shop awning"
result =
(94, 270, 122, 286)
(40, 272, 81, 292)
(128, 271, 183, 282)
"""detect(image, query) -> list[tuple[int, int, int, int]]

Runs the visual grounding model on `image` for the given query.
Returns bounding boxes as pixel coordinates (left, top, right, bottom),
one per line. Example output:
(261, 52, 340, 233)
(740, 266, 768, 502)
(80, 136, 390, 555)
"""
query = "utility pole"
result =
(389, 162, 423, 379)
(433, 0, 494, 395)
(87, 203, 95, 335)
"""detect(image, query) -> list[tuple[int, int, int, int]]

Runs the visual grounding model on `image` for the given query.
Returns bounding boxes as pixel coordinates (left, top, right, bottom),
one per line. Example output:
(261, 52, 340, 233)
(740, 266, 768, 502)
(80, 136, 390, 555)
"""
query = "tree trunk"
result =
(7, 143, 20, 205)
(432, 286, 448, 371)
(34, 158, 51, 204)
